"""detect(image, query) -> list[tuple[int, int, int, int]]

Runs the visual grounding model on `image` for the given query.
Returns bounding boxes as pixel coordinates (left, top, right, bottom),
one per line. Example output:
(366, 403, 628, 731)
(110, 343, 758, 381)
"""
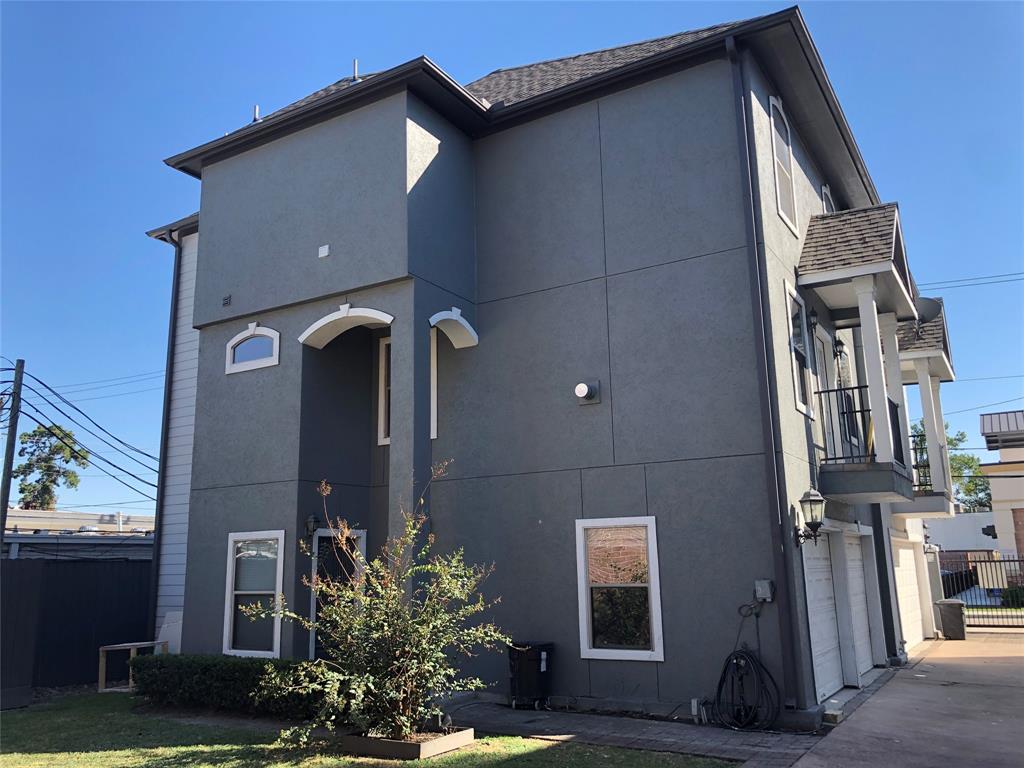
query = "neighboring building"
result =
(146, 7, 957, 724)
(980, 410, 1024, 555)
(925, 510, 1000, 554)
(3, 507, 154, 535)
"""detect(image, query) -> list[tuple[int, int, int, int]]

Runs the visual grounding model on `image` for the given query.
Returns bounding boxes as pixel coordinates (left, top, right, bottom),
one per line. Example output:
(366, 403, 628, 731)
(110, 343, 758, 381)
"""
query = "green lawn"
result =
(0, 693, 731, 768)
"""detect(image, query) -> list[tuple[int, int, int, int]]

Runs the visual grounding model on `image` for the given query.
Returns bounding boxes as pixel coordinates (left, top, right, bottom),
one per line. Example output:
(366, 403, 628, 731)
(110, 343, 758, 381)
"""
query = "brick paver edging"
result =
(452, 702, 822, 767)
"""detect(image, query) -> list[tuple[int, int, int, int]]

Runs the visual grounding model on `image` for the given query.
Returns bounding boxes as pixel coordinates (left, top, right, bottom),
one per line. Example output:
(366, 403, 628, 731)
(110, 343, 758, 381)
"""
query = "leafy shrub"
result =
(251, 472, 510, 742)
(1001, 586, 1024, 608)
(129, 653, 333, 719)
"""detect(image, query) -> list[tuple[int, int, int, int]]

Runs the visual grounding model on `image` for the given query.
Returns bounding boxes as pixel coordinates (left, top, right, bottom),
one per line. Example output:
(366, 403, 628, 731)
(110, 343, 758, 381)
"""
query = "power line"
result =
(945, 396, 1024, 415)
(920, 277, 1023, 290)
(917, 271, 1024, 287)
(17, 382, 159, 473)
(22, 385, 164, 404)
(17, 407, 157, 499)
(955, 374, 1024, 382)
(14, 370, 159, 461)
(50, 368, 165, 389)
(53, 373, 165, 396)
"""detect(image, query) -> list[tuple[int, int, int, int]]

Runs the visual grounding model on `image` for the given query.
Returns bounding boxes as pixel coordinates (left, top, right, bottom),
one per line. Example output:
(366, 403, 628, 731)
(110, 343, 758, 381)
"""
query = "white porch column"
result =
(853, 276, 894, 464)
(931, 377, 952, 492)
(879, 313, 913, 469)
(914, 360, 947, 494)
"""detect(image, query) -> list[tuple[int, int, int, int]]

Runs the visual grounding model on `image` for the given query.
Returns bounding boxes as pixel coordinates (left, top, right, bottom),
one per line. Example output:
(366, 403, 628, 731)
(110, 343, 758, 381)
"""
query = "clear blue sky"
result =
(2, 1, 1022, 515)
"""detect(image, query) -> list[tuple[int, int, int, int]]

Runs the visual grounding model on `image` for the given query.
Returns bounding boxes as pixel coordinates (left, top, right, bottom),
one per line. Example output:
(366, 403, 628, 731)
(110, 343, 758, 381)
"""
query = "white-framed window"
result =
(575, 516, 664, 662)
(430, 327, 438, 440)
(222, 530, 285, 658)
(377, 337, 391, 446)
(821, 184, 836, 214)
(225, 322, 280, 374)
(787, 282, 813, 417)
(769, 96, 799, 236)
(309, 527, 366, 659)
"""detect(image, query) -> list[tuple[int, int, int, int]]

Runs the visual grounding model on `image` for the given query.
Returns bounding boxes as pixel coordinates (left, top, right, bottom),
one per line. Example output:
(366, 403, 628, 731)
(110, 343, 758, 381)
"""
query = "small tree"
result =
(12, 424, 89, 510)
(251, 468, 509, 742)
(911, 420, 991, 512)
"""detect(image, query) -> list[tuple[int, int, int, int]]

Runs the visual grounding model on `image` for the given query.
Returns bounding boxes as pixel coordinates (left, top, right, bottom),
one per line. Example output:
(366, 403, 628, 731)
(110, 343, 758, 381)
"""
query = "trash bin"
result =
(936, 599, 966, 640)
(508, 641, 553, 709)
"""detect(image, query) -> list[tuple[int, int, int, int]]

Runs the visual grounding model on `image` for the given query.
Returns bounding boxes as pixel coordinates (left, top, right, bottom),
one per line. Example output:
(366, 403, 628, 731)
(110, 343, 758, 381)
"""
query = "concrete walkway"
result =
(454, 701, 822, 767)
(792, 632, 1024, 768)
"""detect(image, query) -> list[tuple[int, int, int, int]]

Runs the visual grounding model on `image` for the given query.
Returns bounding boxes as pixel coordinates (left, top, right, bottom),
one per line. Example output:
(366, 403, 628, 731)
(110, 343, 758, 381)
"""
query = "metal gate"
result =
(939, 553, 1024, 628)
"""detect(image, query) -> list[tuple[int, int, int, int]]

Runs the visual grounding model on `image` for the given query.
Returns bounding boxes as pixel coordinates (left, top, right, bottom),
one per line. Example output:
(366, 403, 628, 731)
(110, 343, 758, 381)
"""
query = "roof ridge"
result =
(469, 16, 756, 82)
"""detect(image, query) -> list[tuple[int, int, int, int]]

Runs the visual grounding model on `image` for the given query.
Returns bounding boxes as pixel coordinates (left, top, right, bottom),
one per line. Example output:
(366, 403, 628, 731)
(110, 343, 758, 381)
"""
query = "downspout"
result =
(726, 37, 806, 711)
(146, 229, 183, 641)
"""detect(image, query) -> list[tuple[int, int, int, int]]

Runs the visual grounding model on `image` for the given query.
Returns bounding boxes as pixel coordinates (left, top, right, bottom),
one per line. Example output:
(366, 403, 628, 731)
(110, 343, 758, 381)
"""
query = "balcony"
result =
(891, 433, 956, 518)
(815, 385, 914, 504)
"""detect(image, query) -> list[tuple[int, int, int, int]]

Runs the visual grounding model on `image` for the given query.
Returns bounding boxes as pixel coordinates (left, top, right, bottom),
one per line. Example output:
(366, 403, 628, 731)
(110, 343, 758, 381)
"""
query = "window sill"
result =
(223, 648, 279, 659)
(581, 648, 664, 662)
(778, 210, 800, 238)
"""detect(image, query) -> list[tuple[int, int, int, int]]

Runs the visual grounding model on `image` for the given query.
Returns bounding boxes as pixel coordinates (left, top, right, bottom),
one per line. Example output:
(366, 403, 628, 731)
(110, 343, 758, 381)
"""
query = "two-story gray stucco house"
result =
(145, 7, 957, 726)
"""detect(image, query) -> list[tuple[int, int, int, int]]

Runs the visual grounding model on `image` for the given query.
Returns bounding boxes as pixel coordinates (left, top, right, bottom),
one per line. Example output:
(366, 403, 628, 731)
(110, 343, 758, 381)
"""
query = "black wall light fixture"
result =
(796, 488, 826, 546)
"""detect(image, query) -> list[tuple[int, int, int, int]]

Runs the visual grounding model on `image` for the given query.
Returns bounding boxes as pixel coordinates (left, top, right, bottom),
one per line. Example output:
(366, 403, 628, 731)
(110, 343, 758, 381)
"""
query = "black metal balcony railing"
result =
(911, 433, 932, 491)
(817, 385, 873, 464)
(816, 385, 907, 468)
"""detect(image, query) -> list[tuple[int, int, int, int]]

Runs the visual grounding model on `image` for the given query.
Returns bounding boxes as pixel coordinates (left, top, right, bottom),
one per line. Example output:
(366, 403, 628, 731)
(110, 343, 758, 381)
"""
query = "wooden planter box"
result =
(337, 727, 474, 760)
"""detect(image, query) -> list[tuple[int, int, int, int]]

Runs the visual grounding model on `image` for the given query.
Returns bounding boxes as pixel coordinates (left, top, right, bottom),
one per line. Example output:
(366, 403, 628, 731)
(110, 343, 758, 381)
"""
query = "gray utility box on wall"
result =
(936, 599, 967, 640)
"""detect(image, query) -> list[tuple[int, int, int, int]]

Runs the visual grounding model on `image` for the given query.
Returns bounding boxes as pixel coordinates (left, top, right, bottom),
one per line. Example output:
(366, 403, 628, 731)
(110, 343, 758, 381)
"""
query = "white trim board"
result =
(575, 516, 664, 662)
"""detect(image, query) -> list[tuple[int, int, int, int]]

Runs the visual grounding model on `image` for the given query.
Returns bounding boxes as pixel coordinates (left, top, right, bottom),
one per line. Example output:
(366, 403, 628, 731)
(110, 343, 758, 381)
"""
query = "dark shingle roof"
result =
(798, 203, 899, 276)
(896, 298, 948, 353)
(465, 18, 755, 107)
(261, 74, 378, 123)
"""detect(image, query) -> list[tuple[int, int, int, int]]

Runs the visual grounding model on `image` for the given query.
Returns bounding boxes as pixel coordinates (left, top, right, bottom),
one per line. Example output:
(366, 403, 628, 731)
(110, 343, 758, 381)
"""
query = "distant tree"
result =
(911, 420, 991, 513)
(12, 425, 89, 510)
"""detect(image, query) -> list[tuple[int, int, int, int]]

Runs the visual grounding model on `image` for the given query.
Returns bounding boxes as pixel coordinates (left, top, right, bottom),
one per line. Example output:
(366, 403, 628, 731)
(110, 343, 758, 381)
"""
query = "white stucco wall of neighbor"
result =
(926, 511, 998, 552)
(156, 230, 199, 647)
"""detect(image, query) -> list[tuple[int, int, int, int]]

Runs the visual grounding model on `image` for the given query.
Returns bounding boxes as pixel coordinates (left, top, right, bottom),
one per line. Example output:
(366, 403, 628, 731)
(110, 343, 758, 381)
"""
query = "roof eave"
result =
(164, 57, 491, 177)
(146, 212, 199, 243)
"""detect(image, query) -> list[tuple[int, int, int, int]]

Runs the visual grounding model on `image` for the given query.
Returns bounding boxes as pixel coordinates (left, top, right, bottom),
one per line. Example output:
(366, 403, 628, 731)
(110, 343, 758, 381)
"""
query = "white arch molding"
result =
(429, 307, 478, 349)
(298, 304, 394, 349)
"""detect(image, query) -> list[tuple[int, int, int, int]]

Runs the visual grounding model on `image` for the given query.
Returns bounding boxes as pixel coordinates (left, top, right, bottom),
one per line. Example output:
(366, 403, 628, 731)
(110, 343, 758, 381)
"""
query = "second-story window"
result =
(770, 97, 799, 235)
(787, 284, 812, 416)
(225, 322, 280, 374)
(821, 184, 836, 214)
(377, 337, 391, 446)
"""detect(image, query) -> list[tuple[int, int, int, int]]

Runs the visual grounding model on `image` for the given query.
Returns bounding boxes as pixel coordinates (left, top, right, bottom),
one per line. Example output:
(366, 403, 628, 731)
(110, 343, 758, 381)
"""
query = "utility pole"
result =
(1, 358, 25, 545)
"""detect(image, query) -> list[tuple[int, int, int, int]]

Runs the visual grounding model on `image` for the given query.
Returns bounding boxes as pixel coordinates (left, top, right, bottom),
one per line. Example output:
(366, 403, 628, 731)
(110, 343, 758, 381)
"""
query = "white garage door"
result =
(893, 541, 924, 651)
(804, 535, 844, 702)
(845, 536, 874, 675)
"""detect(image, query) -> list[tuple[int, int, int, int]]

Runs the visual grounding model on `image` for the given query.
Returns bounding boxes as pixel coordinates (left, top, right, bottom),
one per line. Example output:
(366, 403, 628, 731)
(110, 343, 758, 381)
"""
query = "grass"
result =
(0, 693, 732, 768)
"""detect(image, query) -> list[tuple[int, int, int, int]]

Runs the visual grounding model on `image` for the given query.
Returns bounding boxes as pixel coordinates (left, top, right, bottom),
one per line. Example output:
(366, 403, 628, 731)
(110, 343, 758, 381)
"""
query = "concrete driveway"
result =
(793, 632, 1024, 768)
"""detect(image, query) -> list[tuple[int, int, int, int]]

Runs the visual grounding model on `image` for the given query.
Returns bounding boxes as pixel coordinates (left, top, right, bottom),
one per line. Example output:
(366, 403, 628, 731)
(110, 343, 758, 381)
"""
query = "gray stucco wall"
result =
(179, 57, 794, 709)
(194, 92, 409, 327)
(429, 58, 783, 705)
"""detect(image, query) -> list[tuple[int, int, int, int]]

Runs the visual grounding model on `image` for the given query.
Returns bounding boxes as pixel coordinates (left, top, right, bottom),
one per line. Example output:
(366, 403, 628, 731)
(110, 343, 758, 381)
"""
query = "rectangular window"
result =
(378, 337, 391, 446)
(787, 284, 812, 416)
(575, 517, 663, 662)
(309, 528, 366, 659)
(223, 530, 284, 658)
(770, 97, 799, 235)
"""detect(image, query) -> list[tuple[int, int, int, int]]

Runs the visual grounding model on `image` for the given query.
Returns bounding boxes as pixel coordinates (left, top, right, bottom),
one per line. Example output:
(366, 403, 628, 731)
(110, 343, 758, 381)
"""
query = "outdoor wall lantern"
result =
(305, 515, 319, 537)
(808, 308, 819, 333)
(796, 488, 826, 546)
(833, 337, 846, 359)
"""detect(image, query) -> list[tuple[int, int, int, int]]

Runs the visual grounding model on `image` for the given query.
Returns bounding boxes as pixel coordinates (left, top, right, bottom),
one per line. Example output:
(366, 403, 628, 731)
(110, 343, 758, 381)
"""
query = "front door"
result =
(309, 528, 366, 659)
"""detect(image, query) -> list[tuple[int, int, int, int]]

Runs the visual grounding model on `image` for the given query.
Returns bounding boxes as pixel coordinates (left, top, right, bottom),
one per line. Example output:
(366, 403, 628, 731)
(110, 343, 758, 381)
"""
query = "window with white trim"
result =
(575, 517, 664, 662)
(821, 184, 836, 214)
(223, 530, 284, 658)
(770, 97, 798, 234)
(225, 322, 280, 374)
(787, 284, 812, 416)
(377, 337, 391, 446)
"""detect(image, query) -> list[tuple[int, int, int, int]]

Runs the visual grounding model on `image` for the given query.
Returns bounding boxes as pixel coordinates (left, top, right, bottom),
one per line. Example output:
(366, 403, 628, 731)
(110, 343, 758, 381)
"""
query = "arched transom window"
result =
(225, 322, 280, 374)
